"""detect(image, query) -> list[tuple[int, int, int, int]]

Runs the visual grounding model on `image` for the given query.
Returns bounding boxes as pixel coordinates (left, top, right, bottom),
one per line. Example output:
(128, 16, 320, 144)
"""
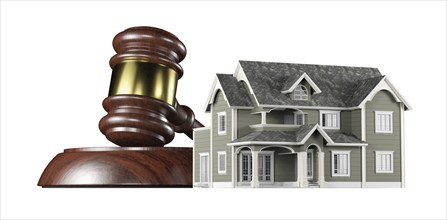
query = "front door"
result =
(307, 149, 314, 181)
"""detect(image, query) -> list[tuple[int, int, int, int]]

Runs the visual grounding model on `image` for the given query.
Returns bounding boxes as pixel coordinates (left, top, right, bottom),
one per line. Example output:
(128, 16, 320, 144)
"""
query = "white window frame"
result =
(199, 153, 210, 183)
(294, 111, 305, 125)
(292, 85, 309, 100)
(217, 112, 227, 135)
(331, 150, 350, 177)
(217, 151, 227, 175)
(320, 110, 340, 129)
(375, 151, 394, 173)
(375, 111, 393, 133)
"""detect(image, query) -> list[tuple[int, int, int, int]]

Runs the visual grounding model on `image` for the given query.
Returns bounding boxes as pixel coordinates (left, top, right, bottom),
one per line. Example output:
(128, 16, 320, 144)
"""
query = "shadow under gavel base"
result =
(38, 147, 192, 187)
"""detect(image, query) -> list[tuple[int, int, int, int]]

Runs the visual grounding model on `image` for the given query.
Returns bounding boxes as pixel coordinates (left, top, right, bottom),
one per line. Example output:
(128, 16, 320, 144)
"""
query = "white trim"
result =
(261, 111, 267, 124)
(229, 141, 301, 146)
(317, 151, 325, 187)
(326, 143, 368, 147)
(209, 105, 213, 187)
(331, 150, 351, 177)
(281, 72, 322, 94)
(192, 129, 196, 184)
(384, 77, 412, 110)
(365, 182, 402, 188)
(359, 76, 412, 110)
(259, 146, 295, 153)
(217, 111, 227, 135)
(234, 62, 261, 106)
(294, 111, 305, 125)
(204, 77, 231, 112)
(400, 102, 406, 187)
(300, 124, 333, 145)
(249, 124, 302, 129)
(258, 105, 360, 111)
(361, 146, 366, 188)
(211, 182, 233, 188)
(217, 151, 227, 175)
(232, 146, 236, 187)
(231, 109, 237, 141)
(375, 150, 394, 173)
(361, 106, 366, 141)
(319, 110, 341, 129)
(375, 111, 393, 133)
(193, 127, 210, 132)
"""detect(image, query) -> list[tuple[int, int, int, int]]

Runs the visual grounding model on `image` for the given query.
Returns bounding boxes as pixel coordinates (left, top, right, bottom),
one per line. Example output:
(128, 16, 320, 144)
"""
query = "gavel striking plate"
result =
(38, 26, 203, 187)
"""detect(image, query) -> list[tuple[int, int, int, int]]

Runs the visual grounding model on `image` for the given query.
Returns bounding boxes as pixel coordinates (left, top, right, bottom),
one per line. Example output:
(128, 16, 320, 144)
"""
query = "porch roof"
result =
(326, 131, 365, 144)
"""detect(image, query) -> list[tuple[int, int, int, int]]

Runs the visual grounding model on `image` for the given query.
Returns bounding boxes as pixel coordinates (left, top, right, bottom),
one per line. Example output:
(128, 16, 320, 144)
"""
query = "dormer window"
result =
(293, 85, 308, 100)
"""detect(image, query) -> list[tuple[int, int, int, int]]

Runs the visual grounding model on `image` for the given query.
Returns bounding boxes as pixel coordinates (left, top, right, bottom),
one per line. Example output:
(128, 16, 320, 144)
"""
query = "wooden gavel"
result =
(38, 26, 201, 187)
(99, 26, 203, 146)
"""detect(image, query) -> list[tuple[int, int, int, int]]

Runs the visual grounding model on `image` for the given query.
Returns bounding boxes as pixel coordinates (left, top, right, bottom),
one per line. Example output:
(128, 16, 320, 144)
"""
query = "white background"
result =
(1, 1, 446, 219)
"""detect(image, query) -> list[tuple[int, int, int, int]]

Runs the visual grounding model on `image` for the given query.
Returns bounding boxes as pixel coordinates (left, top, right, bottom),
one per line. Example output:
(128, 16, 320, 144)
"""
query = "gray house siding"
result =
(365, 90, 401, 182)
(211, 90, 232, 182)
(351, 109, 361, 139)
(237, 109, 261, 138)
(275, 153, 296, 182)
(340, 111, 351, 134)
(304, 109, 319, 125)
(193, 128, 211, 182)
(267, 110, 286, 124)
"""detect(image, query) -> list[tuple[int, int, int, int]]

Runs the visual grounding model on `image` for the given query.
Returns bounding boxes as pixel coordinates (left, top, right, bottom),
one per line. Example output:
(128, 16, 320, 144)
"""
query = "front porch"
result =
(233, 145, 325, 188)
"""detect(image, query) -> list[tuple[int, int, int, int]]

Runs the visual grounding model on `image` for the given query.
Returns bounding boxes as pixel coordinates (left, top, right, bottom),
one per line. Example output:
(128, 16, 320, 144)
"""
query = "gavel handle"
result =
(173, 100, 204, 140)
(184, 120, 204, 140)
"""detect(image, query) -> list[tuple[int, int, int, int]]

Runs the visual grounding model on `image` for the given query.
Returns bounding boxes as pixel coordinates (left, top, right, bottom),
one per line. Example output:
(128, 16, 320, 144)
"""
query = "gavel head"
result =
(99, 26, 194, 147)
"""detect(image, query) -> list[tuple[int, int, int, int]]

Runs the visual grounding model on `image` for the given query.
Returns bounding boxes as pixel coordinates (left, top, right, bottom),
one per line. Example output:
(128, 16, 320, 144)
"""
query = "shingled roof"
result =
(216, 74, 253, 107)
(238, 60, 383, 108)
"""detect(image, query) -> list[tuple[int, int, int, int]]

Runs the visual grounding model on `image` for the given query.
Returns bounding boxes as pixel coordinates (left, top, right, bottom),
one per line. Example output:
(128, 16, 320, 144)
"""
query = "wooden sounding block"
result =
(38, 27, 203, 187)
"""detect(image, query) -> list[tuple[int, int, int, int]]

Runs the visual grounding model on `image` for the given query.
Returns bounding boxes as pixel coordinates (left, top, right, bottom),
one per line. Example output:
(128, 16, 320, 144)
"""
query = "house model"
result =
(193, 61, 411, 188)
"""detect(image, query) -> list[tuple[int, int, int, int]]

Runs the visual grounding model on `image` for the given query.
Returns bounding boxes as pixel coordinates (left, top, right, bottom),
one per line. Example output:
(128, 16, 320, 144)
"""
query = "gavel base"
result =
(38, 147, 192, 187)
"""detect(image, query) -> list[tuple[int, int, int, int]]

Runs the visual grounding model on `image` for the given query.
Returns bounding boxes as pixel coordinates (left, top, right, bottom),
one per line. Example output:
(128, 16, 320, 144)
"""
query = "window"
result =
(217, 151, 226, 174)
(375, 151, 394, 173)
(217, 112, 227, 135)
(199, 153, 209, 183)
(331, 151, 350, 177)
(240, 151, 274, 182)
(295, 112, 305, 125)
(320, 110, 340, 129)
(293, 85, 308, 100)
(375, 111, 393, 133)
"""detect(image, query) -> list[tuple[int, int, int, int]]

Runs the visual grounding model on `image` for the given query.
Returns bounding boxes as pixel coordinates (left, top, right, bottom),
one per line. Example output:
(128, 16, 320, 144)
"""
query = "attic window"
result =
(293, 85, 308, 100)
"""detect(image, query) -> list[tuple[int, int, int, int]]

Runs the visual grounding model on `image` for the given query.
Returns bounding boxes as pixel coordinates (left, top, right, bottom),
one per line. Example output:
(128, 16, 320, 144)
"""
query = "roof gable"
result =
(204, 74, 253, 112)
(281, 72, 322, 94)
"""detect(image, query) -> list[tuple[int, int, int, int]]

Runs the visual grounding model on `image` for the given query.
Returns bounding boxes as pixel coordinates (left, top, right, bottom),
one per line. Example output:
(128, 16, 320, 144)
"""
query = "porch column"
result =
(232, 146, 237, 188)
(361, 146, 366, 188)
(296, 152, 308, 187)
(317, 152, 325, 187)
(251, 150, 259, 188)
